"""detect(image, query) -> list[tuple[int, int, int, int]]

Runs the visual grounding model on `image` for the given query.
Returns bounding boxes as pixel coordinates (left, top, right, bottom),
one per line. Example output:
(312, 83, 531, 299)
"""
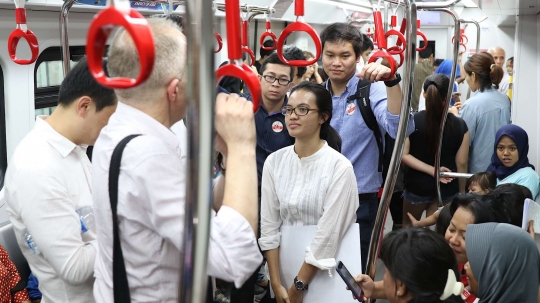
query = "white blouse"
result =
(259, 142, 359, 267)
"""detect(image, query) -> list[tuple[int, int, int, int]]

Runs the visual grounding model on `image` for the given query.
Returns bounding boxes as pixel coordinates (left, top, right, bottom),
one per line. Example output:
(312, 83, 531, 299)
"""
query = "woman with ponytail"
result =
(456, 52, 511, 173)
(353, 228, 465, 303)
(259, 81, 358, 303)
(402, 74, 470, 228)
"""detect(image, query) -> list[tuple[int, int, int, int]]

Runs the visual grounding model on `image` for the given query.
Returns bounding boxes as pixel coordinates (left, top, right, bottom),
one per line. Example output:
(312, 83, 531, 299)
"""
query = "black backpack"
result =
(325, 79, 384, 173)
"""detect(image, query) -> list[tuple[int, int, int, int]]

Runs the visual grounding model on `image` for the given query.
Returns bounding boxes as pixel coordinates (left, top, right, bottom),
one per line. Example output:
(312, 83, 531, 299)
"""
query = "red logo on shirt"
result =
(346, 102, 357, 116)
(272, 121, 284, 133)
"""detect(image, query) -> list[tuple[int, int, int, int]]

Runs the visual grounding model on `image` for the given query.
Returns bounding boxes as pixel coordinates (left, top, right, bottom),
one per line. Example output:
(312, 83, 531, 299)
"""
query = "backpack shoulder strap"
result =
(348, 79, 384, 173)
(108, 134, 142, 303)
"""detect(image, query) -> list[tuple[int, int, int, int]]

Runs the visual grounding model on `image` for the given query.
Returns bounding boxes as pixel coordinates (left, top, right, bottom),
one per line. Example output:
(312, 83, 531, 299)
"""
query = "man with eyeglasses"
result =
(217, 52, 295, 303)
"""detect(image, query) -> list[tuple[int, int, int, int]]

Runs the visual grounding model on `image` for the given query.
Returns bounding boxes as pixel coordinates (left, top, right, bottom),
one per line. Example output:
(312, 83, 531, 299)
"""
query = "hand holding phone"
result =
(336, 261, 364, 301)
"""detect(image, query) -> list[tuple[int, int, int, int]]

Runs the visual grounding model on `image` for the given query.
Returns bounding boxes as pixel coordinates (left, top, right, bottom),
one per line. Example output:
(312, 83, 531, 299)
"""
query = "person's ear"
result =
(320, 113, 329, 124)
(76, 96, 92, 118)
(396, 279, 408, 298)
(167, 78, 181, 103)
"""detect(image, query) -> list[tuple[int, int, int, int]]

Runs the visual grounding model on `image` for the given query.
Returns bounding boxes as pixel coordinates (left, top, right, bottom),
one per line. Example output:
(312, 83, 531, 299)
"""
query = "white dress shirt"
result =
(92, 102, 262, 303)
(258, 143, 359, 267)
(5, 116, 96, 303)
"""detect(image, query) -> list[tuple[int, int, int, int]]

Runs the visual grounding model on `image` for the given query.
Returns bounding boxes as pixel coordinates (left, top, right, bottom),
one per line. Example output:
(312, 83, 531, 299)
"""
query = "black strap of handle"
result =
(108, 134, 141, 303)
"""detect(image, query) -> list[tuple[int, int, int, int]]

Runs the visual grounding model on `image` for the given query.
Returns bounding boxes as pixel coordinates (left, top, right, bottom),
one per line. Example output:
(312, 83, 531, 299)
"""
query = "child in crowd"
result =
(408, 171, 497, 228)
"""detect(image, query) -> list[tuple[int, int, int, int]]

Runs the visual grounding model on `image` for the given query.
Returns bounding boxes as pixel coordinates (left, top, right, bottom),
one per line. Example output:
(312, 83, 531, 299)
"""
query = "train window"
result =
(34, 46, 86, 116)
(0, 67, 7, 189)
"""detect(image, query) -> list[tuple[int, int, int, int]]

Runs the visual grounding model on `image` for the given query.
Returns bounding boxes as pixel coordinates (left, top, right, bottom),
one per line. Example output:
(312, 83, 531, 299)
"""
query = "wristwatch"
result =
(384, 73, 401, 87)
(294, 276, 309, 291)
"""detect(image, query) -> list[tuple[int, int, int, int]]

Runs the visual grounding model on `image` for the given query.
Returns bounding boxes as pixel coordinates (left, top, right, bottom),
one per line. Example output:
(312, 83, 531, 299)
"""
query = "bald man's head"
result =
(488, 47, 506, 68)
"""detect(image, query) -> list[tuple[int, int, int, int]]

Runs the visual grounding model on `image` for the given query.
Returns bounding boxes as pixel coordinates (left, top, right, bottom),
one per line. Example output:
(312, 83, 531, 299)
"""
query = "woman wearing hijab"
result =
(464, 223, 540, 303)
(487, 124, 540, 198)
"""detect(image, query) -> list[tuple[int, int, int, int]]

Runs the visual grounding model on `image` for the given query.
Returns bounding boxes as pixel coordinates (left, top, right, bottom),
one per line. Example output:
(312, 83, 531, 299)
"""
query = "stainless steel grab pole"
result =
(460, 19, 481, 99)
(440, 172, 473, 179)
(364, 2, 415, 298)
(431, 8, 460, 207)
(59, 0, 77, 76)
(179, 0, 214, 302)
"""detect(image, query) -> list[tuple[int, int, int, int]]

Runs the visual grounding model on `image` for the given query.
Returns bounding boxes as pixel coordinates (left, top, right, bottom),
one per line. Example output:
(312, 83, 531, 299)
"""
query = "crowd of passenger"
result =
(0, 15, 537, 303)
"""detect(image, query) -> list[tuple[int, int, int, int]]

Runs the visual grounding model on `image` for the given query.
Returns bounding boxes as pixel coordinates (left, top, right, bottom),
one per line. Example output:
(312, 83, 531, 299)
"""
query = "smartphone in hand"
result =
(336, 261, 364, 301)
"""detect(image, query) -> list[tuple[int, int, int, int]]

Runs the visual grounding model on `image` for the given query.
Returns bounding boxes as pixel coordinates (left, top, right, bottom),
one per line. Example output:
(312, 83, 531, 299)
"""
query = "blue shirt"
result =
(497, 167, 540, 199)
(327, 74, 415, 194)
(459, 88, 511, 173)
(217, 87, 294, 186)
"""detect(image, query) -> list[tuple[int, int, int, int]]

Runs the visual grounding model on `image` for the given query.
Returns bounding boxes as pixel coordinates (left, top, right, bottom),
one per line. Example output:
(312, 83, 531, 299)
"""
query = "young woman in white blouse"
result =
(259, 81, 359, 303)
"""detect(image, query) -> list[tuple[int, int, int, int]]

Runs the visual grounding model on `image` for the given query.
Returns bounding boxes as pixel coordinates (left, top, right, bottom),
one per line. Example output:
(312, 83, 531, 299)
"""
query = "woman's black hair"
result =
(465, 171, 497, 192)
(423, 73, 453, 156)
(289, 82, 342, 152)
(380, 228, 464, 303)
(487, 183, 533, 227)
(449, 193, 508, 224)
(361, 33, 374, 53)
(436, 206, 452, 237)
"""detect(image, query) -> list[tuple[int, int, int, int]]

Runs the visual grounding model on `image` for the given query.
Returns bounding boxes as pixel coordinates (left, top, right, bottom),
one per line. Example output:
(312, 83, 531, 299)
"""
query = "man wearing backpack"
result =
(320, 23, 415, 272)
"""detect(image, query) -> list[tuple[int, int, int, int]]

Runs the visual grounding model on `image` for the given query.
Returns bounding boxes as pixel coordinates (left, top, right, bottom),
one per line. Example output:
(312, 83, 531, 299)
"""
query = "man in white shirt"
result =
(91, 18, 262, 302)
(5, 58, 117, 303)
(488, 46, 510, 95)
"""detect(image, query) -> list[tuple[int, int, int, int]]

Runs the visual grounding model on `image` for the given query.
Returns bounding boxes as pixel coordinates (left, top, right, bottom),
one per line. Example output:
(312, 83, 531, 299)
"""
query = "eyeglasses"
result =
(262, 75, 291, 86)
(281, 106, 318, 116)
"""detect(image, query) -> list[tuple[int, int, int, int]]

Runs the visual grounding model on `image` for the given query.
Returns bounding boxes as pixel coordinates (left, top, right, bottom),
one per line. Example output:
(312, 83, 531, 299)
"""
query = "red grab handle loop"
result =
(415, 20, 428, 51)
(214, 32, 223, 53)
(86, 7, 155, 89)
(8, 28, 39, 65)
(260, 21, 277, 50)
(8, 8, 39, 65)
(276, 0, 321, 67)
(217, 0, 260, 113)
(384, 29, 406, 54)
(459, 42, 467, 53)
(387, 46, 404, 68)
(368, 49, 397, 81)
(277, 22, 321, 66)
(216, 63, 261, 113)
(242, 47, 255, 66)
(240, 19, 255, 66)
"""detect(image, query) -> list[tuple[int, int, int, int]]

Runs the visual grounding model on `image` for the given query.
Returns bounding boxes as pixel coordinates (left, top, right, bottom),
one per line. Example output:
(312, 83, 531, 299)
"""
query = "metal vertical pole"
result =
(59, 0, 77, 76)
(365, 1, 415, 297)
(180, 0, 214, 302)
(432, 9, 460, 206)
(460, 19, 481, 99)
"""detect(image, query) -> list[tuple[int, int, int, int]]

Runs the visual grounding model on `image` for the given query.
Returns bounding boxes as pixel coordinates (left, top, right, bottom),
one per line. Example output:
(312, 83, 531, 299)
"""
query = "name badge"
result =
(346, 102, 357, 116)
(272, 121, 284, 133)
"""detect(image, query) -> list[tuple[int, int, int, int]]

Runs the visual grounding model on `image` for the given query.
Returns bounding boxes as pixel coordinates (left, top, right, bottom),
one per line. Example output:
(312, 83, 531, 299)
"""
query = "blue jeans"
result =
(356, 194, 379, 274)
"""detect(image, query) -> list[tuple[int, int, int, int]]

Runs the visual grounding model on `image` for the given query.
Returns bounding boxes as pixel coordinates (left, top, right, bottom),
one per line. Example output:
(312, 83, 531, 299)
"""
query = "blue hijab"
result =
(435, 60, 460, 104)
(434, 59, 461, 79)
(487, 124, 535, 180)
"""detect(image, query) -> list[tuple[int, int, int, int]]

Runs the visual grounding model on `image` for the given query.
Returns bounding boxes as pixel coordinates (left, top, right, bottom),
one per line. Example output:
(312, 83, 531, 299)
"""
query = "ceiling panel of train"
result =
(0, 0, 534, 27)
